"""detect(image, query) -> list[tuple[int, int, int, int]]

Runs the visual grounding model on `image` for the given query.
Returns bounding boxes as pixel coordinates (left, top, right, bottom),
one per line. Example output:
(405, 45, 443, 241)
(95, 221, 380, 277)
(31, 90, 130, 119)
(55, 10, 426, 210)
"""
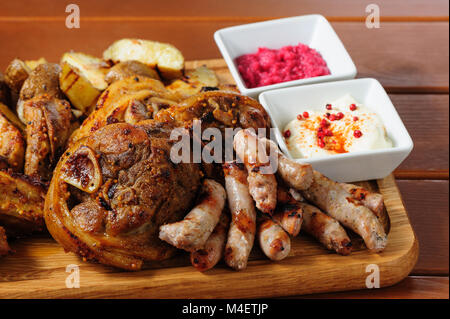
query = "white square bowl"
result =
(259, 78, 414, 182)
(214, 15, 357, 98)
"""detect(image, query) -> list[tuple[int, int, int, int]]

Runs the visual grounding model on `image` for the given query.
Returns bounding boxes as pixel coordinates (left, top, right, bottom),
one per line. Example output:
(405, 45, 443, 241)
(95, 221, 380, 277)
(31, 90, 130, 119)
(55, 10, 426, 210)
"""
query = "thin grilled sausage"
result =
(340, 183, 389, 233)
(233, 129, 277, 215)
(302, 171, 387, 252)
(159, 179, 226, 252)
(190, 212, 230, 272)
(272, 187, 303, 237)
(262, 137, 313, 190)
(223, 162, 257, 270)
(299, 202, 352, 255)
(340, 183, 384, 216)
(258, 217, 291, 261)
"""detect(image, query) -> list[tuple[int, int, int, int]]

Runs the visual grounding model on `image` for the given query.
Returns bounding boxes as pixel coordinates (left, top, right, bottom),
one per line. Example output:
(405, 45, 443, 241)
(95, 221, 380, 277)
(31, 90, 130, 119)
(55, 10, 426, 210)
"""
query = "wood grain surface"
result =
(0, 0, 448, 298)
(0, 174, 418, 298)
(0, 22, 448, 93)
(1, 0, 448, 19)
(397, 180, 449, 275)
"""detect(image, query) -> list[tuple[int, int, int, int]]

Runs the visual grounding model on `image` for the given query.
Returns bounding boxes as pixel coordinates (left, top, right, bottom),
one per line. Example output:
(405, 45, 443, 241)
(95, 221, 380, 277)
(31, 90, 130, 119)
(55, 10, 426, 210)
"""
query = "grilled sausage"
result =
(190, 212, 229, 272)
(272, 187, 303, 237)
(340, 183, 389, 233)
(258, 217, 291, 261)
(159, 179, 226, 252)
(233, 129, 277, 214)
(262, 137, 313, 190)
(299, 202, 352, 255)
(302, 171, 387, 252)
(223, 162, 256, 270)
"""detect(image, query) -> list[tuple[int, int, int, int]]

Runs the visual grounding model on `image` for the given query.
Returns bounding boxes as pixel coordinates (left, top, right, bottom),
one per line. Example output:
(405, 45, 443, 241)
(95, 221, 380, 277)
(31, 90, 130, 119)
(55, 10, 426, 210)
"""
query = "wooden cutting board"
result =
(0, 59, 418, 299)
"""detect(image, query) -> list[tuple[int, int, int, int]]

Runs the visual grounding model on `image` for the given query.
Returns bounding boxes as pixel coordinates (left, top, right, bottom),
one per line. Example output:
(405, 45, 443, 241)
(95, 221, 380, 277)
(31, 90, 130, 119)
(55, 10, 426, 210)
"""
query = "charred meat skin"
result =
(0, 170, 46, 236)
(68, 76, 180, 146)
(0, 108, 25, 172)
(45, 123, 201, 270)
(154, 91, 271, 133)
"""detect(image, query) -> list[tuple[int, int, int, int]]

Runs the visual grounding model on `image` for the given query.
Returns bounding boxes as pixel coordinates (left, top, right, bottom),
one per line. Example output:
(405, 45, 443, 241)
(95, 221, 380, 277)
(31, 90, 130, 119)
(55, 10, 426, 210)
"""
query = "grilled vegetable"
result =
(25, 57, 48, 71)
(103, 39, 184, 80)
(4, 59, 31, 97)
(59, 52, 109, 114)
(105, 60, 160, 84)
(166, 66, 219, 99)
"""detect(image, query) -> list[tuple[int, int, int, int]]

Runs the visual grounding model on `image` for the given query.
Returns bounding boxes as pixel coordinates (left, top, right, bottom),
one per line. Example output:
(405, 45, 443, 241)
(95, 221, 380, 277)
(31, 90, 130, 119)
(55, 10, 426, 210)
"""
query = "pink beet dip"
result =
(235, 43, 330, 88)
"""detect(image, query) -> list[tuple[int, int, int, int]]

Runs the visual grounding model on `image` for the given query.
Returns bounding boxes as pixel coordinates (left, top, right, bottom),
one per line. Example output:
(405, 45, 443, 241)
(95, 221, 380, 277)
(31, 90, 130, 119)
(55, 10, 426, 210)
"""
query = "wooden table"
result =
(0, 0, 448, 299)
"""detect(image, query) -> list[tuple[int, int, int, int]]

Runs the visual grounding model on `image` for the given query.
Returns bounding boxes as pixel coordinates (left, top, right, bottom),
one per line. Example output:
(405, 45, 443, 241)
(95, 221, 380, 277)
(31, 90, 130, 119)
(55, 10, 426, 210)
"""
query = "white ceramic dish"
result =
(259, 78, 413, 182)
(214, 15, 357, 98)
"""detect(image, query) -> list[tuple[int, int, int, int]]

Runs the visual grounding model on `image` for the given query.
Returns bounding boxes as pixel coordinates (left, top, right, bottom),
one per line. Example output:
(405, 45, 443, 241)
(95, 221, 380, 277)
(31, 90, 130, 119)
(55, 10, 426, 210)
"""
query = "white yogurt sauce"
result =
(283, 94, 393, 159)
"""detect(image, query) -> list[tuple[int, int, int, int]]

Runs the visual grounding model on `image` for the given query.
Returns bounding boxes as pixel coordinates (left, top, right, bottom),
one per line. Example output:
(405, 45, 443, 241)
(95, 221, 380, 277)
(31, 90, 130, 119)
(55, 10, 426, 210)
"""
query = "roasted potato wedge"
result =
(105, 60, 160, 84)
(17, 63, 63, 123)
(59, 52, 109, 115)
(166, 66, 219, 99)
(59, 63, 102, 115)
(103, 39, 184, 80)
(0, 170, 46, 236)
(61, 52, 109, 91)
(25, 57, 48, 71)
(0, 103, 25, 172)
(4, 59, 31, 99)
